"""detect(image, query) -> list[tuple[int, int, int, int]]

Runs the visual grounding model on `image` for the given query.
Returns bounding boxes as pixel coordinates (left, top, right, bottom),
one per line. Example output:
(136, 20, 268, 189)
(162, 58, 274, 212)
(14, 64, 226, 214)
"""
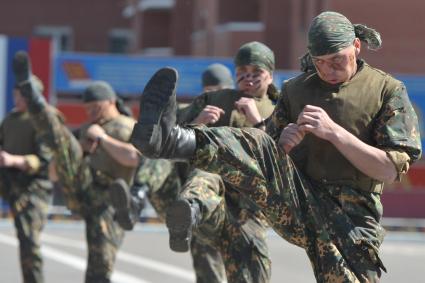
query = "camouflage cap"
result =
(202, 63, 234, 88)
(83, 81, 116, 102)
(308, 11, 382, 56)
(234, 41, 275, 72)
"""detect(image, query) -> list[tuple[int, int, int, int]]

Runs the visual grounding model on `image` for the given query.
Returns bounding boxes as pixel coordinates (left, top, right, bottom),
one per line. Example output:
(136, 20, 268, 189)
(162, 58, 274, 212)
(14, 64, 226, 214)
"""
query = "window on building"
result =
(34, 26, 73, 51)
(109, 29, 134, 53)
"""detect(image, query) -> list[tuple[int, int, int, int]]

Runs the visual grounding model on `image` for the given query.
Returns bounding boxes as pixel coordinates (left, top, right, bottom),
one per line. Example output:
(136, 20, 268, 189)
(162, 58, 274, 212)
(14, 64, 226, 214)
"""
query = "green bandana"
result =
(83, 81, 116, 102)
(234, 41, 275, 72)
(308, 11, 356, 56)
(301, 11, 382, 71)
(202, 63, 234, 88)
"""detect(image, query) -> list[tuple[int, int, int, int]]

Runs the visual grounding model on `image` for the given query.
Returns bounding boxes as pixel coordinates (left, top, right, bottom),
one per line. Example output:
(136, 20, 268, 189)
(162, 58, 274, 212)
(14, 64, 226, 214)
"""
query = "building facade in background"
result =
(0, 0, 424, 73)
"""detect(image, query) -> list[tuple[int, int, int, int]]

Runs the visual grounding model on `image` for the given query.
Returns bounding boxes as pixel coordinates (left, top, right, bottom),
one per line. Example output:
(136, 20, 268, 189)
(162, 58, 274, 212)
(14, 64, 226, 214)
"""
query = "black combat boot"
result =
(110, 179, 146, 230)
(12, 50, 46, 113)
(165, 199, 200, 253)
(130, 67, 196, 160)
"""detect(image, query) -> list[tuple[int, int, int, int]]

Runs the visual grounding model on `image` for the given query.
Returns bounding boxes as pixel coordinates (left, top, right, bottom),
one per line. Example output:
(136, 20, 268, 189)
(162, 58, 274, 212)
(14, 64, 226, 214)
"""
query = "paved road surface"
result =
(0, 219, 424, 282)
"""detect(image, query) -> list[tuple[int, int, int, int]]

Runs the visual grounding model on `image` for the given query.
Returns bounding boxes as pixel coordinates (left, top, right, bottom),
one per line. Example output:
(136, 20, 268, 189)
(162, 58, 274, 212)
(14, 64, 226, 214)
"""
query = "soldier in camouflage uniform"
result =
(12, 51, 140, 283)
(135, 42, 277, 283)
(131, 12, 422, 283)
(0, 77, 53, 283)
(174, 63, 234, 283)
(112, 63, 236, 283)
(110, 63, 235, 227)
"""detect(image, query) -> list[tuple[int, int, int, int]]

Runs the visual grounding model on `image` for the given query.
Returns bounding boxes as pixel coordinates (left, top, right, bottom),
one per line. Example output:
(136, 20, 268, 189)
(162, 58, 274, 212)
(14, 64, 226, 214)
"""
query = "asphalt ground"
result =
(0, 219, 425, 283)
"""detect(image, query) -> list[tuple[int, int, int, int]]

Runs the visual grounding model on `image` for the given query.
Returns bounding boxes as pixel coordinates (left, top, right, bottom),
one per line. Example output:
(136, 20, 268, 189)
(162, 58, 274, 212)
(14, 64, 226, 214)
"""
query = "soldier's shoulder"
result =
(282, 71, 318, 92)
(363, 62, 403, 89)
(2, 110, 29, 123)
(3, 109, 19, 119)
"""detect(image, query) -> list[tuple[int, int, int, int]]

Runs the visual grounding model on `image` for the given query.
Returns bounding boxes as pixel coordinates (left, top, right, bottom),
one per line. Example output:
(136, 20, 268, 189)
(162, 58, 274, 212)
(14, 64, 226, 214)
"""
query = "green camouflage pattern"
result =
(25, 106, 127, 282)
(0, 110, 53, 283)
(0, 175, 51, 283)
(191, 125, 383, 282)
(234, 41, 275, 72)
(177, 87, 274, 282)
(133, 157, 179, 220)
(186, 61, 421, 282)
(134, 158, 227, 282)
(84, 206, 124, 282)
(180, 169, 270, 283)
(190, 236, 226, 283)
(307, 11, 382, 63)
(308, 11, 356, 56)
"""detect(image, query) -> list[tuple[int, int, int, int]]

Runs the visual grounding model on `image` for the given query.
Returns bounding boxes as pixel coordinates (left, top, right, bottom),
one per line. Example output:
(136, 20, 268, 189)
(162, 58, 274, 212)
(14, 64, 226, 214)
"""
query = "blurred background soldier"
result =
(78, 81, 140, 282)
(111, 62, 235, 283)
(12, 50, 140, 283)
(161, 41, 278, 282)
(0, 77, 53, 283)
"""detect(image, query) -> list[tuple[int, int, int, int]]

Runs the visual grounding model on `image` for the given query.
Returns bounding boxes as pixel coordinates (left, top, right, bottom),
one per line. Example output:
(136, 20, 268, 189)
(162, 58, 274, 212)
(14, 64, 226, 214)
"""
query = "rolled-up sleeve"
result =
(385, 150, 411, 181)
(24, 154, 41, 174)
(374, 83, 422, 169)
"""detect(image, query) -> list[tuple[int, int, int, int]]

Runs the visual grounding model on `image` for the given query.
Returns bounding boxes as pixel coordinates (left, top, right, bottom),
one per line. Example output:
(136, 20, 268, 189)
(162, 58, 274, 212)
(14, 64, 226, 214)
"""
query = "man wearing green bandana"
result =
(11, 52, 140, 283)
(161, 42, 277, 283)
(131, 11, 421, 283)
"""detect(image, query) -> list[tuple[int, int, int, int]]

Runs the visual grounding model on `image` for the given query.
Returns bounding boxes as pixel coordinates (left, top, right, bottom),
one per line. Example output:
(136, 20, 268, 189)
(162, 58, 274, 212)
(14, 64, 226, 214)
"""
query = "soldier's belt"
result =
(319, 178, 384, 194)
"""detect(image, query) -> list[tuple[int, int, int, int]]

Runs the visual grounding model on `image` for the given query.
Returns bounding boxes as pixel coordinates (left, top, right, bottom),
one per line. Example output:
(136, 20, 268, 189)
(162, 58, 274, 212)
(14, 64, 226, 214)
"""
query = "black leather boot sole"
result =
(130, 67, 178, 157)
(165, 199, 195, 253)
(110, 178, 135, 230)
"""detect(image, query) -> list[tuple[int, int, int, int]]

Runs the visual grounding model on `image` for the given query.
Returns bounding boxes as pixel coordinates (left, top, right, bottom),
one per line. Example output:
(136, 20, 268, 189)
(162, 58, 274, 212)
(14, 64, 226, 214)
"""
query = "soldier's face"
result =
(84, 100, 111, 123)
(236, 65, 273, 98)
(13, 89, 27, 112)
(312, 39, 360, 85)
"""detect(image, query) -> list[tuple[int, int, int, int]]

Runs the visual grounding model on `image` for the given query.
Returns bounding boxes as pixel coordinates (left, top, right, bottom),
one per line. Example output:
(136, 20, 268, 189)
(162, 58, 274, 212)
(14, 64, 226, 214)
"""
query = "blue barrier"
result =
(54, 53, 425, 144)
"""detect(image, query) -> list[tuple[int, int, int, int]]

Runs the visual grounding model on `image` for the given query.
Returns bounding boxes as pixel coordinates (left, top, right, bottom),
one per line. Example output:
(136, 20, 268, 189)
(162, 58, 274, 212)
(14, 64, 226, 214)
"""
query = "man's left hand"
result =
(234, 97, 263, 125)
(297, 105, 338, 141)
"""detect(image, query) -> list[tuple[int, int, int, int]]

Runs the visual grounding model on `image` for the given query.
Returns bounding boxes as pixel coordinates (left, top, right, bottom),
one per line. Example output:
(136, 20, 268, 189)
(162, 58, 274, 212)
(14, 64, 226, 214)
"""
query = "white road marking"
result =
(41, 233, 195, 281)
(0, 233, 151, 283)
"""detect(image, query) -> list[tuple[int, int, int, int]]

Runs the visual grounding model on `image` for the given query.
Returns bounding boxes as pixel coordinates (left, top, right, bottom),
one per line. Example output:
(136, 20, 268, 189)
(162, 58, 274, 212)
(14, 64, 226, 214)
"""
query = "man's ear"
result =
(354, 38, 361, 56)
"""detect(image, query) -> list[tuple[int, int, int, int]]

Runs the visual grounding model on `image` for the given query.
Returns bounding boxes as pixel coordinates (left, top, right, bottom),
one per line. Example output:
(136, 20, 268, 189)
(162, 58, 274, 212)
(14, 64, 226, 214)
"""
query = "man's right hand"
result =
(278, 123, 306, 153)
(192, 105, 225, 125)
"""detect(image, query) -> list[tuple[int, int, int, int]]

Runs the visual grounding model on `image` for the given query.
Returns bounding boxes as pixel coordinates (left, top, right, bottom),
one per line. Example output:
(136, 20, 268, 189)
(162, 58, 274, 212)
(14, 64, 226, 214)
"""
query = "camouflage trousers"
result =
(136, 160, 227, 283)
(28, 108, 124, 283)
(136, 158, 180, 220)
(180, 169, 271, 283)
(84, 205, 124, 283)
(190, 125, 385, 283)
(0, 177, 51, 283)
